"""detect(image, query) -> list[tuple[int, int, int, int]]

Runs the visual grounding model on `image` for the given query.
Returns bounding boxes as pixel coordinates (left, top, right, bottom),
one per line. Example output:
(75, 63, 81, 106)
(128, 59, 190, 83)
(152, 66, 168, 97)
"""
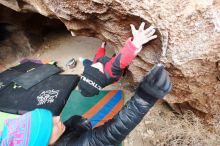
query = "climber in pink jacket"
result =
(78, 22, 157, 97)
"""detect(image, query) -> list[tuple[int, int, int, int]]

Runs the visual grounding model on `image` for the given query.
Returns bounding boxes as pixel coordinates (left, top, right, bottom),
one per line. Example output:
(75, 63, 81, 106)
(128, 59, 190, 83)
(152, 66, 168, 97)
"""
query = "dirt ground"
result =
(2, 31, 220, 146)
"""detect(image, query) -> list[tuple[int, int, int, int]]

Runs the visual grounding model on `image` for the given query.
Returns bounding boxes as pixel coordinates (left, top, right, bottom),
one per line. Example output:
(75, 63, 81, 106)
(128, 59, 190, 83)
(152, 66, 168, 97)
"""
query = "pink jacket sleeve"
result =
(105, 38, 138, 78)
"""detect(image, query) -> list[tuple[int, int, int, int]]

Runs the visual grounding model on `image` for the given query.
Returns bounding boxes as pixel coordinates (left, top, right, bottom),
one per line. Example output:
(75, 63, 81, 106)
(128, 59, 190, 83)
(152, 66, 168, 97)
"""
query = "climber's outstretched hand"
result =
(130, 22, 157, 54)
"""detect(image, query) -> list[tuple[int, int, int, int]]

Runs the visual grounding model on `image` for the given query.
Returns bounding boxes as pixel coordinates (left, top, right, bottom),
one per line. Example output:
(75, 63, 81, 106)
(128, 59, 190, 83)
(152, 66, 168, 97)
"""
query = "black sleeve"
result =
(67, 94, 158, 146)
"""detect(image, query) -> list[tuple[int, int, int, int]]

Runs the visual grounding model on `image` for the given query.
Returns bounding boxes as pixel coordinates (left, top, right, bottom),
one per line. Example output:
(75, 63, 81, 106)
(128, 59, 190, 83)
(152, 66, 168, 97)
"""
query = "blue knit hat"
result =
(0, 108, 53, 146)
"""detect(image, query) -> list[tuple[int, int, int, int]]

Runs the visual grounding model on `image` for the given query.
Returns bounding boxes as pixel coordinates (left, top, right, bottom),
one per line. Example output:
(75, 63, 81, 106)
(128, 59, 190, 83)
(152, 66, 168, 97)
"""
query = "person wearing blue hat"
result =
(0, 108, 65, 146)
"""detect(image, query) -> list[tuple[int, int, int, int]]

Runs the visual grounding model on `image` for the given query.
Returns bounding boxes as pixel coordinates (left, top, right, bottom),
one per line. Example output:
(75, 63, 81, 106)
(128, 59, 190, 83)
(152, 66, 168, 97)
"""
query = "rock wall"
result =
(0, 0, 220, 118)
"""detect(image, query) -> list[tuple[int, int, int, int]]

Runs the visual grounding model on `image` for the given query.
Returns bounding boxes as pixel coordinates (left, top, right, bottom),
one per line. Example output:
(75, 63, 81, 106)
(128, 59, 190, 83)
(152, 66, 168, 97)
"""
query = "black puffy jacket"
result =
(55, 94, 157, 146)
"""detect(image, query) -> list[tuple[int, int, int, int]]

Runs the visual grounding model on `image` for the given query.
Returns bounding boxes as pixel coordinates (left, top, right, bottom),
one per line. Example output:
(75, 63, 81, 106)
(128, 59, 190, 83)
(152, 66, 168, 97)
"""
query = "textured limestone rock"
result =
(0, 0, 220, 118)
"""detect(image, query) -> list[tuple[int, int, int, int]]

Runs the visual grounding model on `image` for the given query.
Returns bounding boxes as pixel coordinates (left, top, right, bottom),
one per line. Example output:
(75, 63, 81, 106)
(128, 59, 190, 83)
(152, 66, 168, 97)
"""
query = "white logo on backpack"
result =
(37, 89, 60, 105)
(81, 76, 102, 90)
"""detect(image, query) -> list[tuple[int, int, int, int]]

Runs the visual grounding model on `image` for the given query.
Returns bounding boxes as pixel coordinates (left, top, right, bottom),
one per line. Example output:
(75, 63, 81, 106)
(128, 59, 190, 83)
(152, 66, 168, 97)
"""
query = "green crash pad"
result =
(61, 90, 124, 127)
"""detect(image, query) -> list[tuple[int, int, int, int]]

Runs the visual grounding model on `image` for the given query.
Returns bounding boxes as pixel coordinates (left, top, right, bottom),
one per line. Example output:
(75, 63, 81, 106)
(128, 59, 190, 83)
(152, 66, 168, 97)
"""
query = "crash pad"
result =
(61, 90, 124, 128)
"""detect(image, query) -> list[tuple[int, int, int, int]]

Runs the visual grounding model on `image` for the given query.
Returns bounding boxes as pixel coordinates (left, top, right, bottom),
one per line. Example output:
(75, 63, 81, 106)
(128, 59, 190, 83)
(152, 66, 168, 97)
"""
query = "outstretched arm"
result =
(105, 22, 157, 78)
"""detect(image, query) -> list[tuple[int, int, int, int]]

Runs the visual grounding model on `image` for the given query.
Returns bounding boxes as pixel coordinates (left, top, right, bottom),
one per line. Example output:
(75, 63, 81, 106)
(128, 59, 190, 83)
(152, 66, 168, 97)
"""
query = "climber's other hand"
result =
(136, 64, 172, 99)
